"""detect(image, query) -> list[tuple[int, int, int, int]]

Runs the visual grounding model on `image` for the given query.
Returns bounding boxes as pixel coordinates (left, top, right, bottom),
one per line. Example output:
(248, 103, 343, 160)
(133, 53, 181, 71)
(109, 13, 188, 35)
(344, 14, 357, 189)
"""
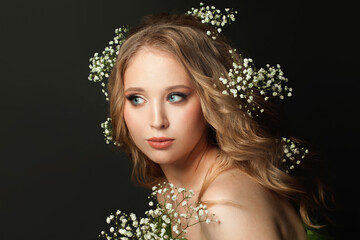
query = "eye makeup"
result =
(125, 95, 145, 105)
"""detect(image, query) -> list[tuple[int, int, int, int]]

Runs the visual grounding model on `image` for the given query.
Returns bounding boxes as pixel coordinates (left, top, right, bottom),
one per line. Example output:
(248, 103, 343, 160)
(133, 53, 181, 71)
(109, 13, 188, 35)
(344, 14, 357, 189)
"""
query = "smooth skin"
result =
(123, 46, 216, 191)
(123, 47, 307, 240)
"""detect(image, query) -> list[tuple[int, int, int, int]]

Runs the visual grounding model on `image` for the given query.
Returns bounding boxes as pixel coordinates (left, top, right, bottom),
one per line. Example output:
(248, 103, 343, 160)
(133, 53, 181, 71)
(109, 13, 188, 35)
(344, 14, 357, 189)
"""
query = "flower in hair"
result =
(186, 2, 237, 40)
(101, 118, 121, 146)
(281, 137, 309, 173)
(89, 27, 128, 101)
(220, 49, 293, 117)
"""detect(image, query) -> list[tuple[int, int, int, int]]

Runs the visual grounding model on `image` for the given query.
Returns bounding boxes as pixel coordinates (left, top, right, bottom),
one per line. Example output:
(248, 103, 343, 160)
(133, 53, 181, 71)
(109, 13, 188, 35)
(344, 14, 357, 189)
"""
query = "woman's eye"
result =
(126, 95, 145, 105)
(168, 93, 187, 103)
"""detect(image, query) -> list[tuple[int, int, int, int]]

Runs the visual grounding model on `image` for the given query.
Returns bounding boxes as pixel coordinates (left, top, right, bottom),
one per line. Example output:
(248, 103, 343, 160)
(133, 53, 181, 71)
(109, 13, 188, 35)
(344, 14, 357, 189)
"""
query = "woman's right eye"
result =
(126, 95, 145, 105)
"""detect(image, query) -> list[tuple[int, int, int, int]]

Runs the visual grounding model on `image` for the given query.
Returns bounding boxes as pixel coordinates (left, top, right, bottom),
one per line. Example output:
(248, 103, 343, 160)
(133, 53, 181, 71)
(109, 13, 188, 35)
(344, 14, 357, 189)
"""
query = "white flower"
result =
(172, 225, 179, 234)
(166, 203, 172, 210)
(130, 213, 136, 221)
(100, 181, 220, 239)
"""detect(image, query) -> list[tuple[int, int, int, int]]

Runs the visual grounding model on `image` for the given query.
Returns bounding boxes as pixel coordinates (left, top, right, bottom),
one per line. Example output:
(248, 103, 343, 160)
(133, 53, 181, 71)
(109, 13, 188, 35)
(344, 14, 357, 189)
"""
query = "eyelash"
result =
(126, 95, 145, 105)
(125, 92, 188, 106)
(167, 92, 188, 103)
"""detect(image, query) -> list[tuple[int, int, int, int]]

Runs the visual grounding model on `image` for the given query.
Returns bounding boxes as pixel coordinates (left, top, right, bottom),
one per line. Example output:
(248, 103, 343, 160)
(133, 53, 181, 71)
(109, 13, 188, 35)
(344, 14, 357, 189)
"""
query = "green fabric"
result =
(305, 224, 334, 240)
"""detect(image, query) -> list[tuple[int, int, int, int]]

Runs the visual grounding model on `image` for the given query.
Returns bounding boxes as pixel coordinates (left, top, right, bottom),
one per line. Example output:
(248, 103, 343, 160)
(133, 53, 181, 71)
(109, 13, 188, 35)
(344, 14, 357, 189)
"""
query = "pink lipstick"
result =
(147, 137, 174, 149)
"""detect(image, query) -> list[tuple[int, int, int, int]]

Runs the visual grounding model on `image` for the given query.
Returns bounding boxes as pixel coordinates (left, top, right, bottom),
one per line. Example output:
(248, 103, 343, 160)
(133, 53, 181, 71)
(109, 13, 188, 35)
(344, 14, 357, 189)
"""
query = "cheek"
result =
(171, 100, 206, 134)
(123, 104, 142, 139)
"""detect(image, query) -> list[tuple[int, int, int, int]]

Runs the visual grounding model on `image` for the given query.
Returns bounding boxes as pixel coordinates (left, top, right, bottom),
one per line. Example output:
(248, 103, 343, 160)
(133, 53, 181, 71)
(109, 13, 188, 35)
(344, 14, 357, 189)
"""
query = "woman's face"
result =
(123, 47, 208, 166)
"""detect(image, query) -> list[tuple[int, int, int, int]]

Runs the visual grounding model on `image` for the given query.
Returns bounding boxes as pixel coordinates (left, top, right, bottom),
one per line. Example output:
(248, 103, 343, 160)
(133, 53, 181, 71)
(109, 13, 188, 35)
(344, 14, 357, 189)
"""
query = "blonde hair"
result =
(108, 13, 331, 228)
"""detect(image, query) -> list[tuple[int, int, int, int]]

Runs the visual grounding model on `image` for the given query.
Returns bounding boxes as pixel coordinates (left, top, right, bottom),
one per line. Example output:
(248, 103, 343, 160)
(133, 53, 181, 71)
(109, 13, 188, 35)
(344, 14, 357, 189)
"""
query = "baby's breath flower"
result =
(281, 137, 308, 173)
(186, 2, 237, 40)
(100, 181, 219, 240)
(165, 203, 172, 210)
(219, 49, 292, 117)
(199, 209, 204, 216)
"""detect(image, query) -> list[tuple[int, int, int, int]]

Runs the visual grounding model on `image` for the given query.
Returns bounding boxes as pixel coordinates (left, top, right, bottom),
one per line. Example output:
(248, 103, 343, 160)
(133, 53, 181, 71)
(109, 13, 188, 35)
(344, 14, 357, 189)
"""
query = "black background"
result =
(0, 0, 358, 239)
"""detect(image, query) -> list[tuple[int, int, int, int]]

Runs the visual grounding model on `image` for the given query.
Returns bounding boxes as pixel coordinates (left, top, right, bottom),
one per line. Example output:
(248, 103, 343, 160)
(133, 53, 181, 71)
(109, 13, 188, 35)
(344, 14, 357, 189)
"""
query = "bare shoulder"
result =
(201, 168, 274, 211)
(200, 168, 307, 240)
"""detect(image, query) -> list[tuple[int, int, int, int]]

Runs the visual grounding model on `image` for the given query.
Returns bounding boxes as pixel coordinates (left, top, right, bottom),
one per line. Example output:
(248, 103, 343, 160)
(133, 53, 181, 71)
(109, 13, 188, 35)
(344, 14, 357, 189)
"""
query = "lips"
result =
(147, 137, 174, 149)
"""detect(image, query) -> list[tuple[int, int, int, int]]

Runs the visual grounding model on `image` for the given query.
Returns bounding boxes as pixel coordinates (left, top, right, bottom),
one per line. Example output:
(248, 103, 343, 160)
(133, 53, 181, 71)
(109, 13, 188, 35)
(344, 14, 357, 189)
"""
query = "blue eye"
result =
(126, 95, 145, 105)
(168, 93, 187, 103)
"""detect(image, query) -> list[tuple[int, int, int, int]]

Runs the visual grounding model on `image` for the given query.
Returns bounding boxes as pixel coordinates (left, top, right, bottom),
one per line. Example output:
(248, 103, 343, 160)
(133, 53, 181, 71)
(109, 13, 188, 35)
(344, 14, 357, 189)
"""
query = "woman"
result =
(97, 9, 331, 240)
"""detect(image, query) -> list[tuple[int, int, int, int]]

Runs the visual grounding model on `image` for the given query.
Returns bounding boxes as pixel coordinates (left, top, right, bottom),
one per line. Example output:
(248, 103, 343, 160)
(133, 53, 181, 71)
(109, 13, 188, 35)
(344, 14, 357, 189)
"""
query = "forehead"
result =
(124, 47, 193, 89)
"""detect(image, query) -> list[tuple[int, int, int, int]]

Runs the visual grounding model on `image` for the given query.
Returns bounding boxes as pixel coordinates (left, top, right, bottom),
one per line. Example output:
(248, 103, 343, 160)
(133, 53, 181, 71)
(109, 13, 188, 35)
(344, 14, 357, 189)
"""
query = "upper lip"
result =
(147, 137, 174, 142)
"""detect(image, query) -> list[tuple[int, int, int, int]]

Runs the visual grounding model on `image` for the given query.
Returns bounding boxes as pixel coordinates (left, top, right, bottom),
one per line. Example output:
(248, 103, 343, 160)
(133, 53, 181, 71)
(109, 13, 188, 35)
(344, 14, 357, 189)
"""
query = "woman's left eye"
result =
(168, 93, 187, 103)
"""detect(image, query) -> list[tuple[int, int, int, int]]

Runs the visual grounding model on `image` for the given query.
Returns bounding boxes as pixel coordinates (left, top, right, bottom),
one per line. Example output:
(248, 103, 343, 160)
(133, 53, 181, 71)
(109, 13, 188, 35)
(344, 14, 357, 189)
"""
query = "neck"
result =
(159, 137, 218, 195)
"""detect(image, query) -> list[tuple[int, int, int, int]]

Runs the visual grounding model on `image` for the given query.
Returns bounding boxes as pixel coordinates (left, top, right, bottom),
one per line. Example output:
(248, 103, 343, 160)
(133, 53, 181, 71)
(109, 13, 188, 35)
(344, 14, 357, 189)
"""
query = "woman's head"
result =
(108, 13, 238, 182)
(122, 46, 208, 167)
(107, 12, 331, 228)
(108, 13, 286, 181)
(114, 16, 244, 147)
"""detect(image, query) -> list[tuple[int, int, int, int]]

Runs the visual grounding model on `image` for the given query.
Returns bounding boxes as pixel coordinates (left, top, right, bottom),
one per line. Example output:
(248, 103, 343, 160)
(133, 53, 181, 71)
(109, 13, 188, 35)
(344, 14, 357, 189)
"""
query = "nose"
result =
(150, 101, 169, 129)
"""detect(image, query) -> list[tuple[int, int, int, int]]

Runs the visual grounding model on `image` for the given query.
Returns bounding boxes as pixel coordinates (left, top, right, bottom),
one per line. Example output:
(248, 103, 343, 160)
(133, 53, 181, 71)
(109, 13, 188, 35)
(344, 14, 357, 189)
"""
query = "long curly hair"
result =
(108, 13, 332, 228)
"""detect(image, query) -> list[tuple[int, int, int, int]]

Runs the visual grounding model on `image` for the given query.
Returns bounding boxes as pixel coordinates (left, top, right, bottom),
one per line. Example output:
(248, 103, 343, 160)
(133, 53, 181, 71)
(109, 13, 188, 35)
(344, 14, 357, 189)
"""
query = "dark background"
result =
(0, 0, 358, 239)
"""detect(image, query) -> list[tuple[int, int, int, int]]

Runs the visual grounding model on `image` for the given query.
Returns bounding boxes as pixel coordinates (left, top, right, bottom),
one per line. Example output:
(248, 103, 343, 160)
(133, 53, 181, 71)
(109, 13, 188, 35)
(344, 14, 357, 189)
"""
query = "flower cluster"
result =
(281, 137, 309, 173)
(220, 49, 293, 117)
(88, 27, 129, 100)
(186, 2, 237, 40)
(100, 182, 218, 240)
(100, 118, 121, 146)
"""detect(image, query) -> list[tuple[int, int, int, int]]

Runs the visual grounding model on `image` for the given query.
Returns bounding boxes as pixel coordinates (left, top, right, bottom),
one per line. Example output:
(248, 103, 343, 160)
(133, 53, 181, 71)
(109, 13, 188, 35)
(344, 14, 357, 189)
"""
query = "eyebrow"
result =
(124, 85, 192, 93)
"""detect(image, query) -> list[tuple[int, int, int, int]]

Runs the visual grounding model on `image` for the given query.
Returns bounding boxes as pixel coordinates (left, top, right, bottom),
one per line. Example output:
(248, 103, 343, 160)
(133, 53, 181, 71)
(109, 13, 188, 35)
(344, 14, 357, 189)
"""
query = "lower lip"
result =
(147, 140, 174, 149)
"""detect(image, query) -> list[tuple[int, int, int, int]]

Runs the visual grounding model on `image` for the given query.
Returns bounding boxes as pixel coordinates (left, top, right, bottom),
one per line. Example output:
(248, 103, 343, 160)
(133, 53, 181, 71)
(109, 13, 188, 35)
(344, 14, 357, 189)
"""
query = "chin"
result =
(143, 149, 183, 166)
(146, 153, 177, 165)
